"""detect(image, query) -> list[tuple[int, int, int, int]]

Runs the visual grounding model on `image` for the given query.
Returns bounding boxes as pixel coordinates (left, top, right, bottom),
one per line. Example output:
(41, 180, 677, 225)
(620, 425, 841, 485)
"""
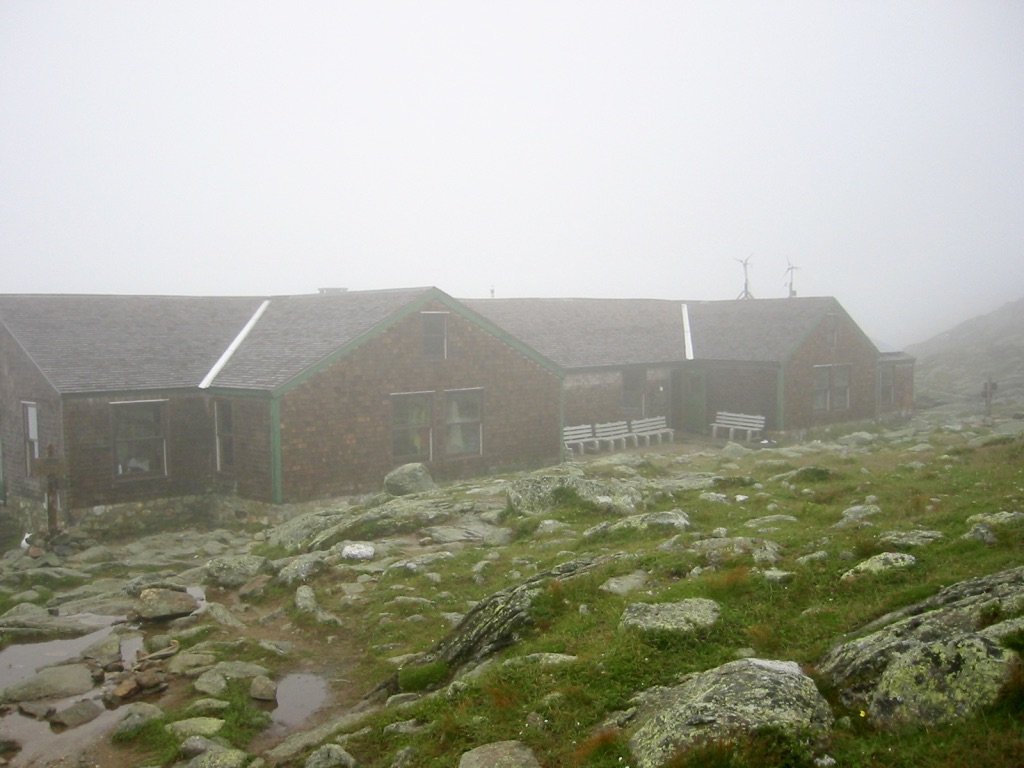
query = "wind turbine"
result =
(736, 256, 754, 300)
(784, 259, 799, 298)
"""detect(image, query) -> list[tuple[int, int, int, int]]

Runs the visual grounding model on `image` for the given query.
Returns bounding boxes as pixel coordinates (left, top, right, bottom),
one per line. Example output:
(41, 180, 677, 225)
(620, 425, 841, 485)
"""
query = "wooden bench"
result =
(630, 416, 675, 445)
(710, 411, 766, 442)
(563, 424, 599, 454)
(595, 421, 637, 451)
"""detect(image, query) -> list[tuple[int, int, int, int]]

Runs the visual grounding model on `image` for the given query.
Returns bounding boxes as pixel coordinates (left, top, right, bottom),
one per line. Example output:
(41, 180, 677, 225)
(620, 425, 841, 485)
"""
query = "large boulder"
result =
(384, 463, 437, 496)
(134, 587, 200, 620)
(1, 663, 96, 703)
(620, 598, 721, 635)
(628, 658, 833, 768)
(204, 554, 270, 588)
(819, 565, 1024, 728)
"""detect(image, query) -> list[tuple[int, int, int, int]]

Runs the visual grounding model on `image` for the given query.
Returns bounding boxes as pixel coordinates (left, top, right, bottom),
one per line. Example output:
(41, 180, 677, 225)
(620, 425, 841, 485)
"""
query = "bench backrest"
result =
(594, 421, 630, 438)
(713, 411, 766, 428)
(563, 424, 594, 440)
(631, 416, 668, 431)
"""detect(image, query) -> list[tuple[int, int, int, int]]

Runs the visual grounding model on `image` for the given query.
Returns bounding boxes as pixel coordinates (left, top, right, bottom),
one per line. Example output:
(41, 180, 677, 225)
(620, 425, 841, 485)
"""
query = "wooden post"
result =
(33, 445, 65, 538)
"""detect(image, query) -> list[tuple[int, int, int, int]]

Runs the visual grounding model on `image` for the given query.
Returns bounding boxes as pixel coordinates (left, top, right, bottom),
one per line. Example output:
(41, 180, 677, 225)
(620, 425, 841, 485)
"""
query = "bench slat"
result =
(710, 411, 765, 442)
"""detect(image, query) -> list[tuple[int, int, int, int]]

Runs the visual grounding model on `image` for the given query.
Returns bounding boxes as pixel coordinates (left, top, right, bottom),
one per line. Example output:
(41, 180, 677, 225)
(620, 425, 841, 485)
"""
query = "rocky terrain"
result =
(0, 404, 1022, 768)
(908, 295, 1024, 406)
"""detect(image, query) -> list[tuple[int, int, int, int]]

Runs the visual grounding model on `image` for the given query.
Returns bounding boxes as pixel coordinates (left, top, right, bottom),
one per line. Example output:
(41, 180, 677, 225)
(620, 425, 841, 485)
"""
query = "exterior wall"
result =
(0, 325, 61, 504)
(274, 303, 562, 501)
(701, 362, 781, 430)
(562, 366, 675, 426)
(877, 358, 915, 416)
(224, 396, 274, 502)
(782, 312, 879, 429)
(62, 392, 216, 509)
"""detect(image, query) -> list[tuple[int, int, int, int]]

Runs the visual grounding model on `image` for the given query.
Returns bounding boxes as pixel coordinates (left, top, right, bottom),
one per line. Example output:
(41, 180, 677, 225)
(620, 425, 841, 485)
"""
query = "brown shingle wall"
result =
(784, 315, 879, 429)
(0, 325, 60, 502)
(63, 394, 214, 509)
(229, 397, 273, 501)
(276, 303, 562, 501)
(562, 367, 675, 426)
(703, 363, 780, 429)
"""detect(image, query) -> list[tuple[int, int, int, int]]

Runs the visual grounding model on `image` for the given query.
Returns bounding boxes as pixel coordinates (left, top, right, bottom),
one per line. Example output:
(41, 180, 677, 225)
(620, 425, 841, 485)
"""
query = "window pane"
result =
(446, 391, 481, 456)
(393, 394, 432, 460)
(813, 367, 830, 411)
(114, 402, 166, 477)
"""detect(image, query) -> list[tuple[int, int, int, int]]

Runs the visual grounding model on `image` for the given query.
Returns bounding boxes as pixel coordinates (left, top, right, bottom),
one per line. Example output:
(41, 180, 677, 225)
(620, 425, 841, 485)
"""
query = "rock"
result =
(505, 471, 642, 516)
(276, 552, 327, 585)
(422, 520, 513, 546)
(250, 675, 277, 702)
(869, 634, 1016, 727)
(600, 570, 649, 596)
(264, 507, 352, 553)
(688, 536, 782, 565)
(50, 698, 103, 728)
(833, 504, 882, 528)
(458, 740, 541, 768)
(628, 658, 833, 768)
(720, 442, 752, 459)
(135, 587, 200, 620)
(818, 565, 1024, 724)
(204, 555, 270, 588)
(1, 663, 95, 703)
(620, 598, 720, 634)
(744, 514, 799, 529)
(966, 510, 1024, 527)
(305, 743, 357, 768)
(878, 529, 945, 548)
(839, 552, 916, 582)
(187, 747, 250, 767)
(341, 543, 376, 560)
(384, 462, 437, 496)
(165, 716, 225, 739)
(112, 702, 165, 737)
(584, 509, 692, 538)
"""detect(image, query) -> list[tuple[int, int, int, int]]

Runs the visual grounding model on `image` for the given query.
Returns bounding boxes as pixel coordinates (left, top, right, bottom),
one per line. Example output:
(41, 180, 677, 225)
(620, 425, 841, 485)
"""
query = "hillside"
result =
(907, 296, 1024, 407)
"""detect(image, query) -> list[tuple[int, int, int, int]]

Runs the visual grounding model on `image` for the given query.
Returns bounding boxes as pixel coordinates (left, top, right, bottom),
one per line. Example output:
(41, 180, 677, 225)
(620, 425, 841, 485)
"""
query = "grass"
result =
(168, 428, 1024, 768)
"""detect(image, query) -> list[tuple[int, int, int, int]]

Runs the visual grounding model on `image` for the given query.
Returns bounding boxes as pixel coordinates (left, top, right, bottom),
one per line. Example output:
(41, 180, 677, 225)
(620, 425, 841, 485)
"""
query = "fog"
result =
(2, 1, 1022, 349)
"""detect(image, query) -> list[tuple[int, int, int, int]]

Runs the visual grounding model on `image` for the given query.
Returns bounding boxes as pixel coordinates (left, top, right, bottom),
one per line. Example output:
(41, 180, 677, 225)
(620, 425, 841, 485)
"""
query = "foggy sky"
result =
(2, 1, 1022, 349)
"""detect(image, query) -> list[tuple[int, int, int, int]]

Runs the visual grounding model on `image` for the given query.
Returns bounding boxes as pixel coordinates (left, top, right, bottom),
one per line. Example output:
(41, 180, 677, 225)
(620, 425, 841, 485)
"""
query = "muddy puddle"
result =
(0, 615, 333, 766)
(0, 617, 140, 767)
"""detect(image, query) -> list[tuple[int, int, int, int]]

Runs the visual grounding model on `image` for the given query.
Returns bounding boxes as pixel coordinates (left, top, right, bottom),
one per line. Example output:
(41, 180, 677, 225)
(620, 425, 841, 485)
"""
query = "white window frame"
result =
(445, 388, 483, 457)
(22, 401, 39, 475)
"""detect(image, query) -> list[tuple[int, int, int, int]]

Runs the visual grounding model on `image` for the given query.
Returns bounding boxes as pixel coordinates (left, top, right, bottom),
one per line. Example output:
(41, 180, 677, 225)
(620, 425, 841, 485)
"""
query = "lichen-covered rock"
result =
(458, 740, 541, 768)
(203, 554, 269, 588)
(869, 634, 1016, 727)
(384, 462, 437, 496)
(628, 658, 833, 768)
(819, 565, 1024, 723)
(305, 743, 357, 768)
(505, 471, 643, 516)
(620, 598, 721, 634)
(688, 536, 782, 565)
(584, 509, 691, 538)
(135, 587, 200, 620)
(839, 552, 916, 582)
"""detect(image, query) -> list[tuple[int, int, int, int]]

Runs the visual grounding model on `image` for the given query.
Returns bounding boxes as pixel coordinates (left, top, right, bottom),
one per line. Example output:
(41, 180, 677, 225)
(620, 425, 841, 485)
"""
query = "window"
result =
(23, 402, 39, 475)
(392, 393, 433, 461)
(215, 400, 234, 473)
(446, 389, 482, 456)
(422, 312, 448, 359)
(813, 365, 851, 412)
(113, 401, 167, 478)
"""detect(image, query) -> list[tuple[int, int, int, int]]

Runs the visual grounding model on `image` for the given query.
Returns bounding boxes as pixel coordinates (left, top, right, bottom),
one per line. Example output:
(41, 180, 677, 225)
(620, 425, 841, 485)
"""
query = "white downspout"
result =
(199, 299, 270, 389)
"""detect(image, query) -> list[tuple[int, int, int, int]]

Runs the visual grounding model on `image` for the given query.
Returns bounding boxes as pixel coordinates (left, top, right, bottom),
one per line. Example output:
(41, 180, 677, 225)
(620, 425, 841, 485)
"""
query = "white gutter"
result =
(681, 303, 694, 360)
(199, 299, 270, 389)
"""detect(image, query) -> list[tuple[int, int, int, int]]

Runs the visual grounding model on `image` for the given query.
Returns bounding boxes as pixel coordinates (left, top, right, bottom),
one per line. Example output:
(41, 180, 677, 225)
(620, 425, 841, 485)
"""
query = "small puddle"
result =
(262, 673, 331, 738)
(0, 615, 128, 689)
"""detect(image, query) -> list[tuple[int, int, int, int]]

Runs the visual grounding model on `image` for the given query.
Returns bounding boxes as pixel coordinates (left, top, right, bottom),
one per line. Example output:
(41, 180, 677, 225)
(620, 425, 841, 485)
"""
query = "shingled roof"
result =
(211, 287, 440, 391)
(465, 295, 871, 369)
(686, 296, 868, 362)
(462, 298, 688, 368)
(0, 294, 265, 393)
